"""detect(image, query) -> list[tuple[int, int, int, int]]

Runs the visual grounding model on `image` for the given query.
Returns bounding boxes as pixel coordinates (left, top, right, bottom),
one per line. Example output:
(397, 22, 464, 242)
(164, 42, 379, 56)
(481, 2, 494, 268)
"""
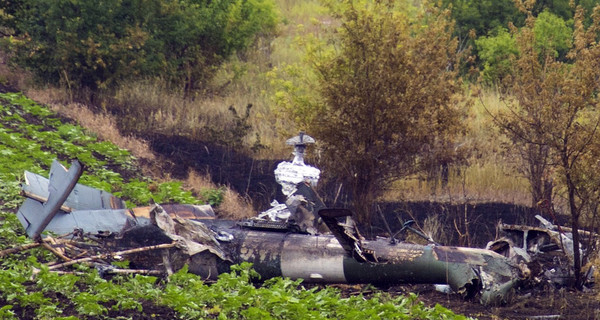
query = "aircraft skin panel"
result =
(22, 170, 126, 212)
(69, 209, 142, 235)
(280, 234, 346, 282)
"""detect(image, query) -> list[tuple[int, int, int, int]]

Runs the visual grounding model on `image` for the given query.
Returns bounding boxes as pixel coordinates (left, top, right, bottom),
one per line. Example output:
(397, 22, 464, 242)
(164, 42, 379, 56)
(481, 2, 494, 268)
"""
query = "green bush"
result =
(475, 27, 518, 84)
(3, 0, 278, 94)
(534, 10, 572, 59)
(476, 11, 571, 84)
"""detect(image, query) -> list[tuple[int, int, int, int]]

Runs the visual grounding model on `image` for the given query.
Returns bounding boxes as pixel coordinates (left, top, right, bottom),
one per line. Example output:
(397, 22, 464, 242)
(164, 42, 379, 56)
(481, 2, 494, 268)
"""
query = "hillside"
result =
(0, 89, 480, 319)
(1, 0, 600, 318)
(1, 89, 599, 319)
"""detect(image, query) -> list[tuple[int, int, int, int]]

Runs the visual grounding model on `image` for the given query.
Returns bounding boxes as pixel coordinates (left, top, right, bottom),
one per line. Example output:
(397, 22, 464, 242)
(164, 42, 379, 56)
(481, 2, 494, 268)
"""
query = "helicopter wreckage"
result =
(12, 133, 596, 306)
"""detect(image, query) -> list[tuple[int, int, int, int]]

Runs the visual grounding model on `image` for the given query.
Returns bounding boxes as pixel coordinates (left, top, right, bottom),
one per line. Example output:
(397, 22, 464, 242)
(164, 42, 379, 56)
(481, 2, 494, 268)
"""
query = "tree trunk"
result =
(566, 171, 582, 288)
(351, 175, 376, 226)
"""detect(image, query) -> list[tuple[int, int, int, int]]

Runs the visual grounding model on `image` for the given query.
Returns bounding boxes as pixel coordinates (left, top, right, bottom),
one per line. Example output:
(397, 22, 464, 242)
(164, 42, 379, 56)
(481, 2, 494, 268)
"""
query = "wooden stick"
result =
(48, 242, 177, 270)
(0, 242, 41, 257)
(0, 237, 100, 258)
(106, 268, 164, 276)
(42, 242, 72, 262)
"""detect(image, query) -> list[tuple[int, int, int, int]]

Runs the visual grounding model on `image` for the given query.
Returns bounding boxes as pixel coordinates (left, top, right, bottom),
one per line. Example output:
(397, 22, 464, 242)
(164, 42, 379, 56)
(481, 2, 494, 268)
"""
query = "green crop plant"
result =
(0, 305, 17, 320)
(200, 187, 226, 207)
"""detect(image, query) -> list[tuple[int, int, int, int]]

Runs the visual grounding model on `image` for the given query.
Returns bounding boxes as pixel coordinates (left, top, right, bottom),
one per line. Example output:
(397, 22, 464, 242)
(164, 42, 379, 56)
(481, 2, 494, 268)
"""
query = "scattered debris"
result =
(8, 133, 596, 307)
(487, 215, 597, 288)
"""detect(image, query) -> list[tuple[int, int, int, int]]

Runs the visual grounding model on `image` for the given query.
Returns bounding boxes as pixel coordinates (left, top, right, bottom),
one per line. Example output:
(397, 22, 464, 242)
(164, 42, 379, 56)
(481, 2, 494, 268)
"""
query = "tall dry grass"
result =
(382, 88, 532, 206)
(28, 87, 156, 162)
(101, 0, 335, 159)
(185, 170, 256, 219)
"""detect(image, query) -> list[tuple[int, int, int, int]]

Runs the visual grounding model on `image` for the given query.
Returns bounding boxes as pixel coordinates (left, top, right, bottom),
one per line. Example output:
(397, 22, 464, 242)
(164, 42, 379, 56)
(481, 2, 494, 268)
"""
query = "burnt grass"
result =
(147, 132, 283, 210)
(144, 132, 599, 319)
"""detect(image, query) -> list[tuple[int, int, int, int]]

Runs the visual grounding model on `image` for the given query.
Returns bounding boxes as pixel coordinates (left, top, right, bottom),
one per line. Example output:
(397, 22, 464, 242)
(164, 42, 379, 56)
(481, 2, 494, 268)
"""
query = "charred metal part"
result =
(318, 208, 376, 263)
(131, 204, 215, 220)
(486, 215, 597, 288)
(202, 219, 520, 305)
(256, 182, 327, 234)
(399, 220, 439, 245)
(237, 219, 293, 232)
(377, 205, 396, 245)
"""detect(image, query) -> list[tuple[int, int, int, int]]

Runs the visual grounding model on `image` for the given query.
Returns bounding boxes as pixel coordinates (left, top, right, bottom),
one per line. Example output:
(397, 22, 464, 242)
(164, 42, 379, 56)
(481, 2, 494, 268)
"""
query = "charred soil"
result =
(143, 133, 599, 319)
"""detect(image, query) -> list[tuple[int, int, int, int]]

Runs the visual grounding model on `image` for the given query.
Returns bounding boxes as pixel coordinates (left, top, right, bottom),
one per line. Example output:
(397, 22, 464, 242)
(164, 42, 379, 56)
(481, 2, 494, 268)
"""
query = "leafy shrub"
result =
(200, 187, 226, 207)
(476, 10, 571, 84)
(3, 0, 278, 94)
(476, 27, 518, 84)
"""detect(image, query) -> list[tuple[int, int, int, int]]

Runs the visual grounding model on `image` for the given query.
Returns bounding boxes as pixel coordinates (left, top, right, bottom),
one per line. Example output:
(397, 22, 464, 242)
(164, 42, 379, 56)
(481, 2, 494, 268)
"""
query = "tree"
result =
(300, 1, 466, 223)
(475, 27, 518, 84)
(495, 1, 600, 287)
(476, 10, 571, 84)
(440, 0, 524, 38)
(441, 0, 596, 78)
(2, 0, 277, 94)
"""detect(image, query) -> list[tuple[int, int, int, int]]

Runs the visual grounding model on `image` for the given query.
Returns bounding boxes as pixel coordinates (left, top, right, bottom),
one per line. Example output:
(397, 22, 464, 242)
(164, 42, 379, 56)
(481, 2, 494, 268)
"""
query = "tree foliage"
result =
(494, 1, 600, 287)
(440, 0, 524, 38)
(291, 0, 467, 223)
(476, 10, 572, 84)
(441, 0, 599, 82)
(1, 0, 277, 93)
(475, 27, 518, 84)
(533, 10, 573, 59)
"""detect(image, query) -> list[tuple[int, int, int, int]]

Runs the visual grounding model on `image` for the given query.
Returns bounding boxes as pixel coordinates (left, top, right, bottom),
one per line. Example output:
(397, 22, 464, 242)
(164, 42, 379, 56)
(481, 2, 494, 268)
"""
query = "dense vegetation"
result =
(0, 92, 471, 318)
(0, 0, 600, 313)
(1, 0, 278, 95)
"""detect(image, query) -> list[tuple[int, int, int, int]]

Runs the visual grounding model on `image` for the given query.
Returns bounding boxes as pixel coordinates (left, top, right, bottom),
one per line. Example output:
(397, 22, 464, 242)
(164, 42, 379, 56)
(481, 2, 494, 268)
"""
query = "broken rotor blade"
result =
(30, 160, 83, 241)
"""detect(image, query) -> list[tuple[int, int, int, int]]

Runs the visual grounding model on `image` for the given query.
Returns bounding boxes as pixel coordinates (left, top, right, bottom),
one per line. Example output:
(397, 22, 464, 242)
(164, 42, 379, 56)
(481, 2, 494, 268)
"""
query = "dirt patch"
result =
(323, 283, 599, 320)
(415, 285, 600, 320)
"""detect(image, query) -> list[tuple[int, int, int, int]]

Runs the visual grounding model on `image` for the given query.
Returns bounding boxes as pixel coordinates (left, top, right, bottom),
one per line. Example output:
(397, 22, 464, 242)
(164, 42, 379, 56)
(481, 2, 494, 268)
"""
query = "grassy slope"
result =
(0, 92, 473, 318)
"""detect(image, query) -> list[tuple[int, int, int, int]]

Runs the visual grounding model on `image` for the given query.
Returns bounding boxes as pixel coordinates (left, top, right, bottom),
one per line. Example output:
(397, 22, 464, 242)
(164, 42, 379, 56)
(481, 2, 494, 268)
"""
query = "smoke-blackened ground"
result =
(145, 133, 598, 319)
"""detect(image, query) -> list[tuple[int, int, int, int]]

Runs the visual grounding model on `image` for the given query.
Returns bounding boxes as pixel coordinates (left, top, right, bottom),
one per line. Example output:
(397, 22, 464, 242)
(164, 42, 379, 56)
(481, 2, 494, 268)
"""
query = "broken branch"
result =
(48, 242, 177, 270)
(0, 242, 41, 257)
(42, 242, 71, 262)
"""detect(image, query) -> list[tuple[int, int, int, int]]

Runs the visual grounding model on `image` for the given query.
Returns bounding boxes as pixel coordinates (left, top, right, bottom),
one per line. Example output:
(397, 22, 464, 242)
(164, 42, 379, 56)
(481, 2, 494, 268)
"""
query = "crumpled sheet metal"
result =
(14, 159, 523, 306)
(486, 215, 598, 288)
(18, 164, 215, 239)
(149, 204, 228, 261)
(17, 198, 141, 237)
(131, 204, 215, 220)
(494, 222, 577, 264)
(17, 160, 134, 238)
(366, 241, 522, 305)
